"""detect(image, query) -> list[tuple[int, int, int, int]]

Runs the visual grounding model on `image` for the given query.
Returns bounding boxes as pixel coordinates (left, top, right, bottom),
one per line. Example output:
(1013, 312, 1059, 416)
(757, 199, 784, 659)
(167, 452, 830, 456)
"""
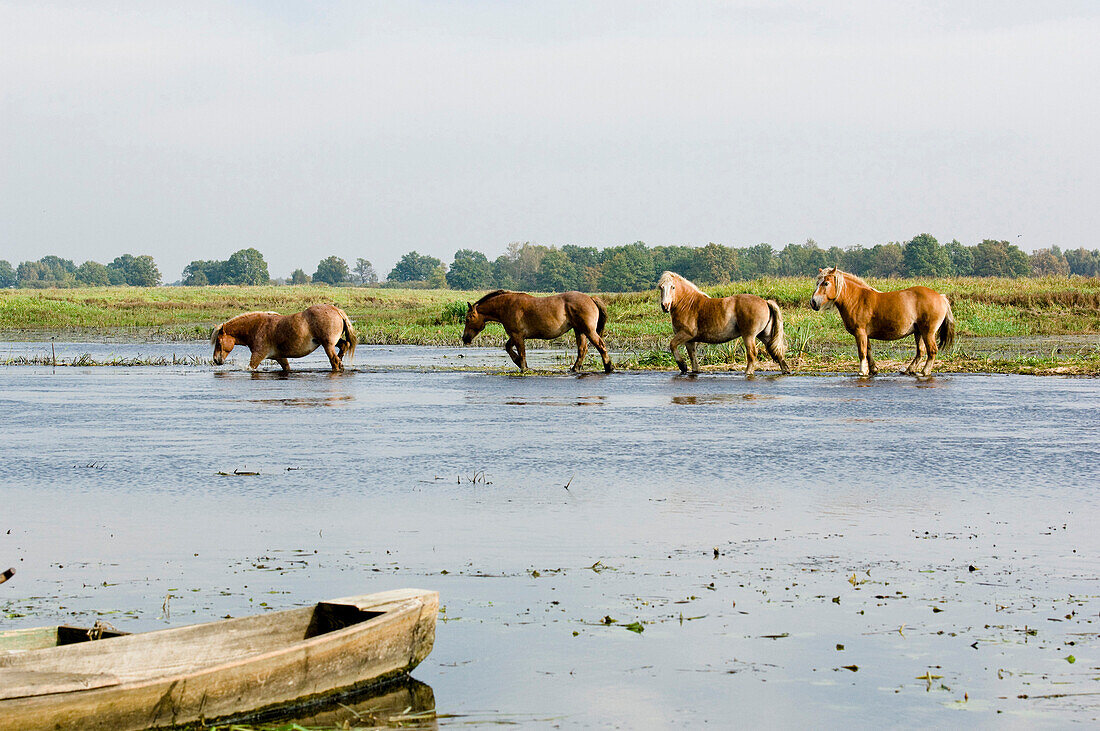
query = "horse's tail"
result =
(937, 297, 955, 352)
(337, 306, 358, 364)
(593, 295, 609, 337)
(764, 299, 787, 360)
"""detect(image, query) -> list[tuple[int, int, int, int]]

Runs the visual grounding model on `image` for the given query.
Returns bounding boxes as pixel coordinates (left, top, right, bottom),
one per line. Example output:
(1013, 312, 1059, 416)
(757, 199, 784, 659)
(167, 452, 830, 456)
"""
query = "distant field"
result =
(2, 277, 1099, 374)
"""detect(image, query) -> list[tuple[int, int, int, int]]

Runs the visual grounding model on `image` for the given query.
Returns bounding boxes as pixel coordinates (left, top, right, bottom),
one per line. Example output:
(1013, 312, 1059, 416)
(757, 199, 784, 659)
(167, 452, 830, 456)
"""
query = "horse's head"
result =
(658, 271, 677, 313)
(210, 325, 235, 364)
(811, 267, 842, 312)
(461, 303, 486, 345)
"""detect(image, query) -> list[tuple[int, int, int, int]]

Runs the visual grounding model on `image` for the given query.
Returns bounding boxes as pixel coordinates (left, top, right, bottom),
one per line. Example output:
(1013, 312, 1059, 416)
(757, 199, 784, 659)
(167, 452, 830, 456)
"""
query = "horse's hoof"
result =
(604, 365, 614, 374)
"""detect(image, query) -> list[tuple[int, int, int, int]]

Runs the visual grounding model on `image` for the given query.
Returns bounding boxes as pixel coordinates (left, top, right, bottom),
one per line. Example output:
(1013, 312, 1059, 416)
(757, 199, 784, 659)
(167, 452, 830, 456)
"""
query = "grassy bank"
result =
(1, 277, 1099, 374)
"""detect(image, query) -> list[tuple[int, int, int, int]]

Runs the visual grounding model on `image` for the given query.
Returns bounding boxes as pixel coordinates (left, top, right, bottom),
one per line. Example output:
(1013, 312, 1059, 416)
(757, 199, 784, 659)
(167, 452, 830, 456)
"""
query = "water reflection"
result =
(246, 395, 356, 408)
(262, 677, 436, 729)
(670, 394, 780, 405)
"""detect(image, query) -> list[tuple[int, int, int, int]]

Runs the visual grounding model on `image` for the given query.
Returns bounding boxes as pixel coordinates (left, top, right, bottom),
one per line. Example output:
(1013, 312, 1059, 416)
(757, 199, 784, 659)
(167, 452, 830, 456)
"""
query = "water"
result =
(1, 344, 1098, 727)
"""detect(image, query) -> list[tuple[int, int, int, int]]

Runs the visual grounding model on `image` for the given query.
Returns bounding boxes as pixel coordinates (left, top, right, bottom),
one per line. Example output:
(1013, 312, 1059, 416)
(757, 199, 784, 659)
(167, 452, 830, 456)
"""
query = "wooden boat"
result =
(0, 588, 437, 731)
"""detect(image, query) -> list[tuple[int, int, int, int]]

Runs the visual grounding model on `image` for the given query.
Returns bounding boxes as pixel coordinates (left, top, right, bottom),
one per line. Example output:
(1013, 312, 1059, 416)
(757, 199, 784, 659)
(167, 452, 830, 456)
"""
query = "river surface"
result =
(1, 344, 1098, 727)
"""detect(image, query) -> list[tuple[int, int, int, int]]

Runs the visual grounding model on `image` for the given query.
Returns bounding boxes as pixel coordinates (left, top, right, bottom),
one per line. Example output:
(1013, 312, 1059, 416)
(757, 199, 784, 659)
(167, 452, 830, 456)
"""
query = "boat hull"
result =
(0, 588, 437, 731)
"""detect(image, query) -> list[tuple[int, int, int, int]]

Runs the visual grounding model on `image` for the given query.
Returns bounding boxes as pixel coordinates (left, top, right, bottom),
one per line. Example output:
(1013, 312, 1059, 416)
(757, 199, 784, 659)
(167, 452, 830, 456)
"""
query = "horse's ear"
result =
(467, 301, 473, 310)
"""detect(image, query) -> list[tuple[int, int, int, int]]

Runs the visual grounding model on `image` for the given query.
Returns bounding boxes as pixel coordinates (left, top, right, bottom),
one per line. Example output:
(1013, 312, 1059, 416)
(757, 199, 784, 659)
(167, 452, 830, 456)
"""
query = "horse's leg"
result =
(577, 319, 613, 373)
(905, 334, 922, 375)
(920, 329, 938, 376)
(686, 342, 701, 373)
(669, 332, 691, 374)
(248, 350, 266, 370)
(590, 331, 613, 373)
(321, 342, 342, 372)
(515, 336, 529, 371)
(504, 336, 522, 367)
(855, 331, 872, 376)
(276, 357, 291, 372)
(744, 336, 758, 376)
(571, 331, 588, 372)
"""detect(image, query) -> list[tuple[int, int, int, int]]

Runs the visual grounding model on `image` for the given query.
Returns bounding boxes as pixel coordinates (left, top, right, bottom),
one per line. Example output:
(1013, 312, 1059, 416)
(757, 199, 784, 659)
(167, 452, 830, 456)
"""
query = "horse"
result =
(211, 304, 357, 372)
(809, 266, 954, 376)
(658, 271, 789, 375)
(461, 290, 613, 373)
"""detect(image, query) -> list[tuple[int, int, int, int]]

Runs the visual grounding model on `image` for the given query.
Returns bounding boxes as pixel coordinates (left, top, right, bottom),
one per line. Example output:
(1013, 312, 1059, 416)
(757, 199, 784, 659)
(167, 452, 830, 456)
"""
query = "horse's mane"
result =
(831, 268, 875, 290)
(658, 271, 705, 296)
(212, 311, 281, 342)
(473, 289, 512, 306)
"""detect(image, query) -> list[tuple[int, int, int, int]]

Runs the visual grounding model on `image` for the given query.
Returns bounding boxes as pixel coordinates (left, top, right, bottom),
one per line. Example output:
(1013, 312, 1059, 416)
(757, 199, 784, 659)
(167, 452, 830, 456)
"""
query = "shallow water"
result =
(1, 345, 1098, 726)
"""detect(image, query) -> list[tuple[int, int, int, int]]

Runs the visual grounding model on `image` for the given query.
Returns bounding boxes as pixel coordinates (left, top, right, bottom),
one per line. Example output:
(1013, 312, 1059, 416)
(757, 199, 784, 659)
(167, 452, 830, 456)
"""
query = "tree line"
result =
(387, 236, 1099, 291)
(3, 235, 1099, 291)
(0, 254, 161, 288)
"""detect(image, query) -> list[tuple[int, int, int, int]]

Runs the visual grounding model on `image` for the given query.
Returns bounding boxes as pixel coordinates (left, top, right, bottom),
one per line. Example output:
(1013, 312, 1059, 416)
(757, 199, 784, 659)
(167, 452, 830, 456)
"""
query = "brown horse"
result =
(211, 304, 357, 372)
(810, 267, 954, 376)
(461, 290, 613, 373)
(658, 271, 789, 375)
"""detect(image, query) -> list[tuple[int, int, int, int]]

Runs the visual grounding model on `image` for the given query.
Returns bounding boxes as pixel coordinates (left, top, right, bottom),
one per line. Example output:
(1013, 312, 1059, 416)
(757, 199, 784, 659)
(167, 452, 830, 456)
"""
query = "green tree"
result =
(903, 233, 952, 277)
(1065, 247, 1100, 277)
(0, 260, 15, 288)
(222, 248, 269, 285)
(353, 258, 378, 285)
(778, 240, 827, 277)
(75, 260, 111, 286)
(840, 245, 871, 275)
(692, 243, 740, 284)
(598, 243, 654, 292)
(561, 245, 600, 273)
(182, 260, 222, 285)
(290, 268, 311, 285)
(491, 255, 517, 289)
(536, 248, 578, 291)
(490, 242, 548, 290)
(868, 243, 905, 277)
(738, 243, 777, 279)
(426, 265, 448, 289)
(109, 254, 161, 286)
(1028, 248, 1069, 276)
(446, 249, 493, 290)
(314, 256, 351, 285)
(971, 240, 1030, 277)
(944, 239, 973, 276)
(15, 261, 46, 286)
(388, 251, 443, 282)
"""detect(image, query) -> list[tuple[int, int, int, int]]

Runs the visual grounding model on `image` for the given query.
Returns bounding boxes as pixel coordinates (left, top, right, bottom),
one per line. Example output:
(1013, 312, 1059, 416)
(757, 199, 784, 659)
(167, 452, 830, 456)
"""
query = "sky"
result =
(2, 1, 1098, 282)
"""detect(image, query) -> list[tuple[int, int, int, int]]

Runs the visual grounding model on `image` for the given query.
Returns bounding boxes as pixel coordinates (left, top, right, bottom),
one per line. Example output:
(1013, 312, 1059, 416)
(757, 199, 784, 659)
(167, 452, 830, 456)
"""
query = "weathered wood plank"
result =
(0, 588, 437, 731)
(0, 670, 120, 700)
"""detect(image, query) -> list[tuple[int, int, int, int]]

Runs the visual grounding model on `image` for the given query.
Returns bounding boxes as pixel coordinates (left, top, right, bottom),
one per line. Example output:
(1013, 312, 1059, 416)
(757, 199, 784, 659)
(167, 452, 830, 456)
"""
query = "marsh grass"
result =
(2, 352, 210, 367)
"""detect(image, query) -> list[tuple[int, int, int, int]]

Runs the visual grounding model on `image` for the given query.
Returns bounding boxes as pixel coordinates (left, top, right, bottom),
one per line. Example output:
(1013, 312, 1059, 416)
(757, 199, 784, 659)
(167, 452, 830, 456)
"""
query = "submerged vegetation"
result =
(1, 276, 1099, 374)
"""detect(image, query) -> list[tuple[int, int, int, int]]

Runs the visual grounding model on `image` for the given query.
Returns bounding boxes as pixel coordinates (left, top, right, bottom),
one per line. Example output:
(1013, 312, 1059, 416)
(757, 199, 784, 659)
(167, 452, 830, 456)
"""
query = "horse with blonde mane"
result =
(810, 266, 954, 377)
(461, 290, 613, 373)
(211, 304, 357, 372)
(658, 271, 789, 375)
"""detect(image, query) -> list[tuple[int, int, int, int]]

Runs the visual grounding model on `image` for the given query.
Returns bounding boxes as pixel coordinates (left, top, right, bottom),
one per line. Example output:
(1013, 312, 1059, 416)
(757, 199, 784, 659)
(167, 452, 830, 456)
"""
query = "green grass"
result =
(1, 278, 1099, 374)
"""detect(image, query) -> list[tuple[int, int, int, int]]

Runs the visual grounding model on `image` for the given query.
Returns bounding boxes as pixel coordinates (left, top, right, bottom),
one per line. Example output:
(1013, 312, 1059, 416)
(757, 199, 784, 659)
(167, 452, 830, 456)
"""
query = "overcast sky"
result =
(2, 1, 1098, 281)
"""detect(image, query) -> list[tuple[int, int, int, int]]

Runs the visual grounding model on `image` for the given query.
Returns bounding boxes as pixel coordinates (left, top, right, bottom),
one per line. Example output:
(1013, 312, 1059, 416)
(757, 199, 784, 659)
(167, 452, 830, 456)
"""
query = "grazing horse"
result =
(658, 271, 789, 375)
(810, 267, 954, 377)
(461, 290, 613, 373)
(211, 304, 357, 372)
